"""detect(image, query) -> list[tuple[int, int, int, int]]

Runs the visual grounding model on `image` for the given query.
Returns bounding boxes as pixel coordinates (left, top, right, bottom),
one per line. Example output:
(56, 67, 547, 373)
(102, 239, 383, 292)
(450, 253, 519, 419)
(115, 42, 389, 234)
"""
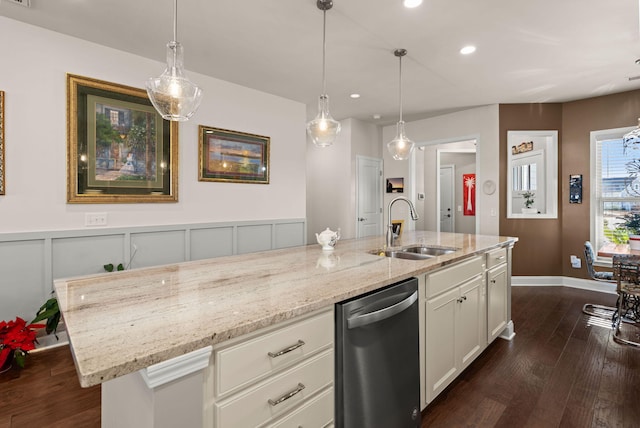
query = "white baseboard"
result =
(512, 276, 617, 295)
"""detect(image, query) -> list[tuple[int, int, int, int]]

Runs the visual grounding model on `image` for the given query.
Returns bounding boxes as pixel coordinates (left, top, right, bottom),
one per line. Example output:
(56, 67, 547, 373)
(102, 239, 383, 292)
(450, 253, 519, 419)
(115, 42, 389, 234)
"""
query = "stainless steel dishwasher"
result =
(335, 277, 420, 428)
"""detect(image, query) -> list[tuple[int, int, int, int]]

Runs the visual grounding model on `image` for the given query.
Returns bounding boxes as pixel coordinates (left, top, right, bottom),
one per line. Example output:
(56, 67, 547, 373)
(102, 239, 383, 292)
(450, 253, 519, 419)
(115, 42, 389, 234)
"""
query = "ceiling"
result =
(2, 0, 640, 125)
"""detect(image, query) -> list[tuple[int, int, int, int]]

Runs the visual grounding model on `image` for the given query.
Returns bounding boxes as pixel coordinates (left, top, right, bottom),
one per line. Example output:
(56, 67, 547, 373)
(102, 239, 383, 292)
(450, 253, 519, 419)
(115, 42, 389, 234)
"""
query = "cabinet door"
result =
(425, 287, 458, 403)
(487, 263, 508, 342)
(457, 276, 485, 369)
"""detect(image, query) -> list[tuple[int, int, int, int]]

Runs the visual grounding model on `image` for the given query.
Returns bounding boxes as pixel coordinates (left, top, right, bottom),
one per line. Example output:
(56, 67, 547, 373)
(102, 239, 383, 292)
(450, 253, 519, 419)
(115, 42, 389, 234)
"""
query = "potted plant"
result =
(0, 317, 45, 372)
(521, 191, 537, 214)
(622, 212, 640, 250)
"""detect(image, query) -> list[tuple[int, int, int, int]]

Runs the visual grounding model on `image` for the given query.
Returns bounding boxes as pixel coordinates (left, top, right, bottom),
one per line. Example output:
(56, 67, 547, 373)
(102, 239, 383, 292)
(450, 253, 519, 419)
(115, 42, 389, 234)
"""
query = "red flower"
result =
(0, 317, 45, 368)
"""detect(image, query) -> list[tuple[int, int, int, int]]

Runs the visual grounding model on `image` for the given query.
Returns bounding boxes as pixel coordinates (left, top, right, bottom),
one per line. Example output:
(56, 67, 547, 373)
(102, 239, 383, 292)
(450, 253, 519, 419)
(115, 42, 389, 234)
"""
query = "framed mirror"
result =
(507, 130, 558, 219)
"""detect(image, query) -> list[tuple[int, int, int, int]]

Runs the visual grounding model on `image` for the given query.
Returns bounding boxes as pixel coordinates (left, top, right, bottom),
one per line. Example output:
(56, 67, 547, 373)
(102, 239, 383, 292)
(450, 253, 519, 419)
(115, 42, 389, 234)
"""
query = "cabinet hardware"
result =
(495, 255, 506, 261)
(457, 296, 467, 303)
(268, 340, 305, 358)
(490, 279, 496, 284)
(268, 382, 305, 406)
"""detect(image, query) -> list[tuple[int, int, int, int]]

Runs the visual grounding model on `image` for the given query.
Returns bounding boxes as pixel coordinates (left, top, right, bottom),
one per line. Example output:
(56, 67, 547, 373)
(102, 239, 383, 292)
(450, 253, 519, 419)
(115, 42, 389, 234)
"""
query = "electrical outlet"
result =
(85, 212, 107, 227)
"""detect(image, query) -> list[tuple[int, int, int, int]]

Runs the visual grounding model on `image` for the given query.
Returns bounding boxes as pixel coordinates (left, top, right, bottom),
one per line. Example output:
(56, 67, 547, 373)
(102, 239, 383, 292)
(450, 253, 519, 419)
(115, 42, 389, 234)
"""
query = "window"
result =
(591, 125, 640, 261)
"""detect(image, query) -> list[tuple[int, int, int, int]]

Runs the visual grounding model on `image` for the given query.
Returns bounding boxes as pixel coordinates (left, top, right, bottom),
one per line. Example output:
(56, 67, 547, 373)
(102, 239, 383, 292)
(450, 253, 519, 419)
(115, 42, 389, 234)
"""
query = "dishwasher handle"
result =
(347, 290, 418, 329)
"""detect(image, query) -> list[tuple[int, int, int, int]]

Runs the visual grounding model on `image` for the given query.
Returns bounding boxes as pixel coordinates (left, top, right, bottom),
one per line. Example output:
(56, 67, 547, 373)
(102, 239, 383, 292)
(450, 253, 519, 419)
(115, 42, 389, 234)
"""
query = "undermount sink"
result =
(372, 245, 458, 260)
(400, 245, 457, 257)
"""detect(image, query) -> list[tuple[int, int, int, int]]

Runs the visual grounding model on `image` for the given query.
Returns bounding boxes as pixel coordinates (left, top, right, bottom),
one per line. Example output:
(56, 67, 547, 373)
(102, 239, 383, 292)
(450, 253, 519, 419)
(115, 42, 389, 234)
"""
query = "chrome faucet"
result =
(386, 196, 419, 247)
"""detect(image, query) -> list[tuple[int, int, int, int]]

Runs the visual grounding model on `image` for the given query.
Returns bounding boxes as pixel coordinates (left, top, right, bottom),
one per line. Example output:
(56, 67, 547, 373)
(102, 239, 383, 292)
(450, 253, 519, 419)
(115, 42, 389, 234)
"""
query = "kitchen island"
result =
(54, 231, 517, 427)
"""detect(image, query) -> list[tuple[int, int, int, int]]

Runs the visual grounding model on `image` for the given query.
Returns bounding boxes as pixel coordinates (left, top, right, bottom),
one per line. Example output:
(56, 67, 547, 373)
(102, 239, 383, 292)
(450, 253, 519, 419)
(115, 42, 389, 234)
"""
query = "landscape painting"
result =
(199, 126, 269, 184)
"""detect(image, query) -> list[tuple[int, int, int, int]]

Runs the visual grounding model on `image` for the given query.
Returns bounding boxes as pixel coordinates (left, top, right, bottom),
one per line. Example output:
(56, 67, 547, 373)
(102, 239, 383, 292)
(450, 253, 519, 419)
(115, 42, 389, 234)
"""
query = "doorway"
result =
(356, 156, 383, 238)
(413, 139, 477, 233)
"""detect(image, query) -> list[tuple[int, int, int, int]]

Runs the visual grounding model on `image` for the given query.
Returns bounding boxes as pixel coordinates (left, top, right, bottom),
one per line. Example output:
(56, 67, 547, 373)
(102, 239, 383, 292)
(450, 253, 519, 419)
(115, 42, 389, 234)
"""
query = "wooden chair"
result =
(582, 241, 616, 318)
(612, 255, 640, 347)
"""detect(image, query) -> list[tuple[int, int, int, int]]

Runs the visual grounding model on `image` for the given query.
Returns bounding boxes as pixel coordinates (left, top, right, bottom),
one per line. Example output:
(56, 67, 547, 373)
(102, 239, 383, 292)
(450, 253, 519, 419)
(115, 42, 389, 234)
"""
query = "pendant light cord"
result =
(398, 54, 403, 122)
(321, 9, 327, 95)
(173, 0, 178, 42)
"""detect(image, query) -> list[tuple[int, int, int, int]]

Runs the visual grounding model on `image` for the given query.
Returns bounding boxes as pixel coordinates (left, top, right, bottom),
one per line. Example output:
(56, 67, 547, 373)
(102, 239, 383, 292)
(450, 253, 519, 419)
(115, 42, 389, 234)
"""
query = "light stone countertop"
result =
(54, 230, 517, 387)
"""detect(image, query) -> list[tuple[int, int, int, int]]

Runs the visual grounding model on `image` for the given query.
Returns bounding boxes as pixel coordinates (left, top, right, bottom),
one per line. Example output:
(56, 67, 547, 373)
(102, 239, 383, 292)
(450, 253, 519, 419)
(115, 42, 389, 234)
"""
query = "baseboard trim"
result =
(512, 276, 617, 295)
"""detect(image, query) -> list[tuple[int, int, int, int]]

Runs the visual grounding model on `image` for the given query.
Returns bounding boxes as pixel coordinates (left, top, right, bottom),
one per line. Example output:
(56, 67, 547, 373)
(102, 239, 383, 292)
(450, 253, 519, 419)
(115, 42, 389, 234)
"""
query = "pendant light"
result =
(306, 0, 341, 147)
(146, 0, 203, 121)
(387, 49, 415, 160)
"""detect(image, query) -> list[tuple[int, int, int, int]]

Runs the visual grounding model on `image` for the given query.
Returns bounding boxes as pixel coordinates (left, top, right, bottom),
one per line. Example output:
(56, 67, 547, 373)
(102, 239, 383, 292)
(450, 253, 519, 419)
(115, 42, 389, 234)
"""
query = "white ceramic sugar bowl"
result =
(315, 227, 341, 251)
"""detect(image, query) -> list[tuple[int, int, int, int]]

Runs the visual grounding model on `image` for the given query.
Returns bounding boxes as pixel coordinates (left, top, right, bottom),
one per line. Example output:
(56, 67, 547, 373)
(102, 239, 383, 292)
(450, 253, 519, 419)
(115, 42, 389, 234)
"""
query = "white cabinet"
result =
(486, 248, 508, 343)
(208, 308, 334, 427)
(423, 255, 486, 404)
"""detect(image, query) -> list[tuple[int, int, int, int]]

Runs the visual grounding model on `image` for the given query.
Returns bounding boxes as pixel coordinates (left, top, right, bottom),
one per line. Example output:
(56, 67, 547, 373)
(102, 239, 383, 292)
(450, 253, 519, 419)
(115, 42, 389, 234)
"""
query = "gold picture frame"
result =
(198, 125, 269, 184)
(67, 74, 178, 203)
(0, 90, 4, 195)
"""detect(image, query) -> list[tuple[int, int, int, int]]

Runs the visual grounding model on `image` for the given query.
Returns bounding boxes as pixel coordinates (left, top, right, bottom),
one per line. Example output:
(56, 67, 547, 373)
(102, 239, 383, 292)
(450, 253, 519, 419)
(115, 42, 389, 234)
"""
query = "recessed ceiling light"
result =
(403, 0, 423, 8)
(350, 93, 361, 99)
(373, 114, 381, 120)
(460, 45, 476, 55)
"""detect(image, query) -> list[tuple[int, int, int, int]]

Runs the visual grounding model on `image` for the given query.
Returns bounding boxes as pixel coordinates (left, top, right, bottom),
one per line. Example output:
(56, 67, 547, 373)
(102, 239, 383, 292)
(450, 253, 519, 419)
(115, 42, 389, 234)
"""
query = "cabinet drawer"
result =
(425, 255, 484, 298)
(486, 247, 507, 269)
(215, 349, 334, 428)
(215, 309, 333, 397)
(265, 386, 333, 428)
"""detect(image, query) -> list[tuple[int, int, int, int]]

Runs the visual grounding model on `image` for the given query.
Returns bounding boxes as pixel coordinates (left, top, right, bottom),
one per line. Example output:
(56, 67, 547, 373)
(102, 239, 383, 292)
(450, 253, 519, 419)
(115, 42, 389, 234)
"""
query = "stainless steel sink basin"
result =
(371, 245, 458, 260)
(400, 245, 457, 257)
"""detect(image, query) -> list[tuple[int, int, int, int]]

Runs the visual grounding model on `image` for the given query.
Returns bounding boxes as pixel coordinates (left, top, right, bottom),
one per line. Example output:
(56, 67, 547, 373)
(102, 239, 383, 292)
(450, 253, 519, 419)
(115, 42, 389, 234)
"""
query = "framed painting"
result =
(391, 220, 404, 238)
(67, 74, 178, 203)
(198, 125, 269, 184)
(0, 90, 4, 195)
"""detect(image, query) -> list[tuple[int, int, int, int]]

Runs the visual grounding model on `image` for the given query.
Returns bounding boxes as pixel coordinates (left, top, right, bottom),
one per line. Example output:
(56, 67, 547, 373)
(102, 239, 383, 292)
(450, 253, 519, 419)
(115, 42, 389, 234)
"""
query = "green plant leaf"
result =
(104, 263, 114, 272)
(117, 263, 124, 271)
(14, 351, 25, 368)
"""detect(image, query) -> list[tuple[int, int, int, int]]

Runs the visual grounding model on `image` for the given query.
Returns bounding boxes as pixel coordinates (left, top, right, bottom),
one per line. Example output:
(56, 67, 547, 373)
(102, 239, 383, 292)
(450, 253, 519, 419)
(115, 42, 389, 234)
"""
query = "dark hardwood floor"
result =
(422, 286, 640, 428)
(1, 286, 638, 427)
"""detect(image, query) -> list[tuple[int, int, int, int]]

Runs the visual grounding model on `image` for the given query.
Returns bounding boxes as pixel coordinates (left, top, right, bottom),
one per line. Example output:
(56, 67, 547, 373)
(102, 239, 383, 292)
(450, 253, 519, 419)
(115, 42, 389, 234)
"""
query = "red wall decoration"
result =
(463, 173, 476, 216)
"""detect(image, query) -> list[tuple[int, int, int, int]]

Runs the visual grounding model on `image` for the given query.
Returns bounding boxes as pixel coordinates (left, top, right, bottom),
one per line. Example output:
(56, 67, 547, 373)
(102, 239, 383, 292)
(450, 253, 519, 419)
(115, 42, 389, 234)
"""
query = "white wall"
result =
(382, 105, 500, 235)
(0, 17, 307, 233)
(306, 118, 382, 242)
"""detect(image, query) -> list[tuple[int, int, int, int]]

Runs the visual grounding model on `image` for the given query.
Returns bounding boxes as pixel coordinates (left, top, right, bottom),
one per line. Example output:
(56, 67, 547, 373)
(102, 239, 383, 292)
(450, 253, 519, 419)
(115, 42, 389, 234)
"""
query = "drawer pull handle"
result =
(495, 255, 506, 261)
(268, 340, 305, 358)
(268, 382, 305, 406)
(490, 279, 496, 284)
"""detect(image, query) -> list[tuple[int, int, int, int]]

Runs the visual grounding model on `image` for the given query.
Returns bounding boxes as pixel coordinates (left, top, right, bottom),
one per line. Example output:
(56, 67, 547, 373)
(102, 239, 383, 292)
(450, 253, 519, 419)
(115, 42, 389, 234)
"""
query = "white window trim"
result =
(590, 125, 635, 266)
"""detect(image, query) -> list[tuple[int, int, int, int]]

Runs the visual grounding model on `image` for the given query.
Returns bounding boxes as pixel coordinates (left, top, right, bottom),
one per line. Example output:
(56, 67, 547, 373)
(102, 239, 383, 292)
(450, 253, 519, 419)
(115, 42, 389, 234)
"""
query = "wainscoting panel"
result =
(0, 239, 47, 322)
(274, 222, 305, 249)
(52, 234, 126, 279)
(237, 224, 272, 254)
(0, 218, 305, 321)
(190, 227, 234, 261)
(130, 230, 187, 269)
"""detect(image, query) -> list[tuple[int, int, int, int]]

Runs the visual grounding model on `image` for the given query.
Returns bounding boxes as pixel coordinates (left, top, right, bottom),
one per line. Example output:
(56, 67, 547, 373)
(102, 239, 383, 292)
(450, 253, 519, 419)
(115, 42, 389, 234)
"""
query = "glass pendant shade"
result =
(307, 94, 341, 147)
(623, 118, 640, 147)
(387, 121, 415, 160)
(146, 41, 203, 121)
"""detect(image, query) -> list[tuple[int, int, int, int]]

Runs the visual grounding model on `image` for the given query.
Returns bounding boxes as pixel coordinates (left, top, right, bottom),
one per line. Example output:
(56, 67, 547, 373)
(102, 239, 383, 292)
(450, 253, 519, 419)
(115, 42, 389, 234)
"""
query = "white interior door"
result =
(440, 165, 454, 232)
(356, 156, 383, 238)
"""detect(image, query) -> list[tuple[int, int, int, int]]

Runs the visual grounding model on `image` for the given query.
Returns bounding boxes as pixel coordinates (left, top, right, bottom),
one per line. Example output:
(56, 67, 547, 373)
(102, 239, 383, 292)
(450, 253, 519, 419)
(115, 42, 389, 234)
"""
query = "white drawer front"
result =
(265, 386, 333, 428)
(425, 255, 484, 298)
(486, 247, 507, 269)
(215, 349, 334, 428)
(215, 309, 333, 397)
